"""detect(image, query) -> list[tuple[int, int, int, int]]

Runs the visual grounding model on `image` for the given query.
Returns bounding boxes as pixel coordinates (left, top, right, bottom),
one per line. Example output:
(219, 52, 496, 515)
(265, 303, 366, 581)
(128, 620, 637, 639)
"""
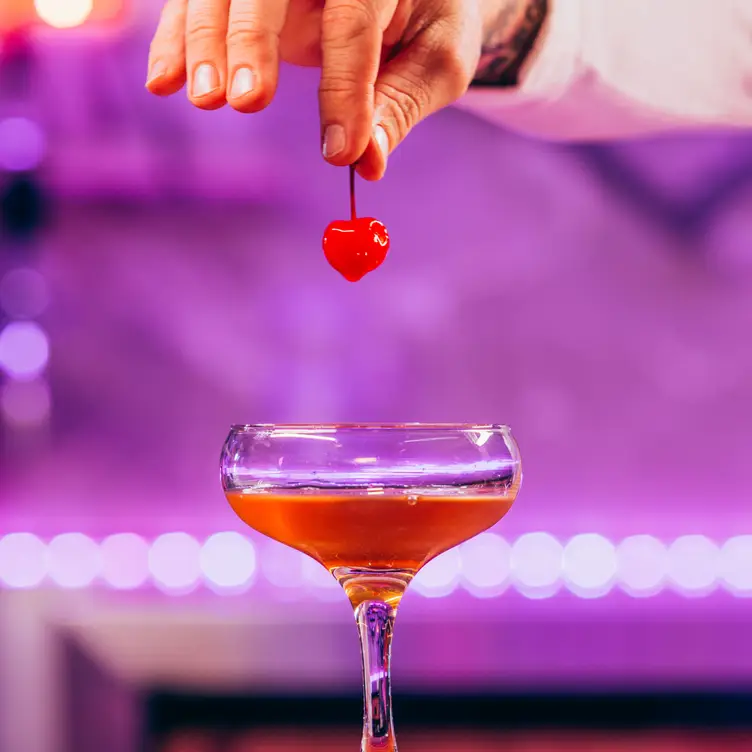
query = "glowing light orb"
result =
(0, 322, 49, 380)
(34, 0, 93, 29)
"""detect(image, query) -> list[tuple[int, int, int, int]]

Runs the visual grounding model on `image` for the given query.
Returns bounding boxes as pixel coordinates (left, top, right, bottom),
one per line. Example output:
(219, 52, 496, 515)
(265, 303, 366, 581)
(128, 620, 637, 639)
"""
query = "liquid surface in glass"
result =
(226, 488, 516, 605)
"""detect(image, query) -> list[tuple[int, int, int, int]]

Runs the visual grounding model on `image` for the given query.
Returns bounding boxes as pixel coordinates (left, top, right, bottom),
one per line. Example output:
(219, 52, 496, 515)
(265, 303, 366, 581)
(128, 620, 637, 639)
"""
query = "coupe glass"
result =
(220, 423, 522, 752)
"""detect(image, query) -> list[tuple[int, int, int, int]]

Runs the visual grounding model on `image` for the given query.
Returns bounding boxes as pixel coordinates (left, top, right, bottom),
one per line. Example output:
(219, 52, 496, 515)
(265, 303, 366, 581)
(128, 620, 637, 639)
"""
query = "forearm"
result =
(462, 0, 752, 141)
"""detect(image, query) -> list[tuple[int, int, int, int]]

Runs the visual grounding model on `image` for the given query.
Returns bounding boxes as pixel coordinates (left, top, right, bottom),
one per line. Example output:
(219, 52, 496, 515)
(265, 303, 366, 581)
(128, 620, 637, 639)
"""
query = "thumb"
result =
(356, 36, 471, 181)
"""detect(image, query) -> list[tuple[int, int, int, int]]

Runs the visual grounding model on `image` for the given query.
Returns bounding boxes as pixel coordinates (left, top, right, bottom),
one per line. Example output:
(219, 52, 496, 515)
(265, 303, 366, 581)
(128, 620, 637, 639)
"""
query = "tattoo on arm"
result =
(473, 0, 548, 88)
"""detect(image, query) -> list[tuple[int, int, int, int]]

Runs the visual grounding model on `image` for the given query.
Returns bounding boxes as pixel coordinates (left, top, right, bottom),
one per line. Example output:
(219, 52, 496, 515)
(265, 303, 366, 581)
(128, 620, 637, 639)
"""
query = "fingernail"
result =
(322, 124, 346, 159)
(146, 61, 167, 86)
(193, 63, 218, 97)
(230, 67, 255, 99)
(373, 124, 389, 164)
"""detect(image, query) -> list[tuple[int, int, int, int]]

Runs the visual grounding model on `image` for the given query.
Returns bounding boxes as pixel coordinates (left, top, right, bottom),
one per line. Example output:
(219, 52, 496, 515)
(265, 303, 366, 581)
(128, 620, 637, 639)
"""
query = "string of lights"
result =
(0, 531, 750, 598)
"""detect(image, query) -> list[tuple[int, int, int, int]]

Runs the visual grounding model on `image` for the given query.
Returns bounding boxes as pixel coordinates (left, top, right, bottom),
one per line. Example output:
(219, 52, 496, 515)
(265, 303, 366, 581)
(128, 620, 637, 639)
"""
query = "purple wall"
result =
(0, 20, 752, 736)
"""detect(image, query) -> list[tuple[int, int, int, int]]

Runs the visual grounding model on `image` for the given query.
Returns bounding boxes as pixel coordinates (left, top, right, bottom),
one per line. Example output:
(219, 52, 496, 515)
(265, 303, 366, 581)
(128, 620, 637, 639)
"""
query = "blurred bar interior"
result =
(1, 1, 752, 751)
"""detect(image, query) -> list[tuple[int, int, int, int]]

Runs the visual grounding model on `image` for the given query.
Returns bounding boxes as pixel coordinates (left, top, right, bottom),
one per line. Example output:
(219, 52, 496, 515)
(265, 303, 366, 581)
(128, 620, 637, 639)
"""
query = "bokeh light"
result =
(412, 549, 461, 598)
(0, 118, 46, 172)
(100, 533, 150, 590)
(1, 378, 51, 427)
(459, 533, 511, 597)
(0, 533, 47, 588)
(616, 535, 668, 596)
(148, 533, 201, 592)
(47, 533, 101, 588)
(511, 532, 563, 598)
(718, 535, 752, 595)
(0, 268, 49, 319)
(0, 529, 748, 598)
(34, 0, 94, 29)
(300, 554, 339, 596)
(260, 541, 306, 591)
(667, 535, 720, 595)
(0, 321, 50, 380)
(200, 532, 256, 591)
(563, 534, 617, 598)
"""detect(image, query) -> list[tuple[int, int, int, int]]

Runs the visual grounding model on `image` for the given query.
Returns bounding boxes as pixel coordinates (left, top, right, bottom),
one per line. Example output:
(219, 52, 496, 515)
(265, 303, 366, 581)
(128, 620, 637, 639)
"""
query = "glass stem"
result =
(355, 600, 397, 752)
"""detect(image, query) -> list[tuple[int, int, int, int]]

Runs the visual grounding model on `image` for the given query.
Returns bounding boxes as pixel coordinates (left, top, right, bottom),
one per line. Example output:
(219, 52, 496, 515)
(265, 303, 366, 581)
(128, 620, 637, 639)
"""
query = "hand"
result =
(146, 0, 545, 180)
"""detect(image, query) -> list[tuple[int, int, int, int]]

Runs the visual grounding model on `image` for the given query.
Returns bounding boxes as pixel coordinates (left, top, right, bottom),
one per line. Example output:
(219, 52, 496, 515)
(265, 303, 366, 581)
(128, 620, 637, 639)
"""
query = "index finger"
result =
(319, 0, 397, 166)
(226, 0, 290, 112)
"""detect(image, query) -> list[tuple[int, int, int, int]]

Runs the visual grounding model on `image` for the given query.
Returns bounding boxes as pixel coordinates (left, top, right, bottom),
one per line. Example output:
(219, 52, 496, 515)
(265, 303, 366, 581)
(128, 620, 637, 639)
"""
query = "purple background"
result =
(1, 8, 752, 751)
(5, 58, 752, 540)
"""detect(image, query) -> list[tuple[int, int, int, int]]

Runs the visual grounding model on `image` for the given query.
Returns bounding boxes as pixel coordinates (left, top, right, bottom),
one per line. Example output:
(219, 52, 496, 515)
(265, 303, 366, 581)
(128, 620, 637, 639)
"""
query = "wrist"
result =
(473, 0, 549, 88)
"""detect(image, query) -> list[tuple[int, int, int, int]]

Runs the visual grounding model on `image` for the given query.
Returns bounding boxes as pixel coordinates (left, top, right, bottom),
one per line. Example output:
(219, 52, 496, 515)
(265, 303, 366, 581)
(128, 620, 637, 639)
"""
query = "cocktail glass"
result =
(220, 423, 522, 751)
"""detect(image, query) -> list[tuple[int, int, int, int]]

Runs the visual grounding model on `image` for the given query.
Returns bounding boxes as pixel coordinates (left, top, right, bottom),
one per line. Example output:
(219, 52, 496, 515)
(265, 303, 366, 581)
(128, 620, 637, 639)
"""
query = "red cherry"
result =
(322, 217, 390, 282)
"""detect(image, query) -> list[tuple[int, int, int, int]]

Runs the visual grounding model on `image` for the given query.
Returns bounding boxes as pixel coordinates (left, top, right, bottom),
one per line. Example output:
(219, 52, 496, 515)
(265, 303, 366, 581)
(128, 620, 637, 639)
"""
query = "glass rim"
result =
(229, 422, 512, 432)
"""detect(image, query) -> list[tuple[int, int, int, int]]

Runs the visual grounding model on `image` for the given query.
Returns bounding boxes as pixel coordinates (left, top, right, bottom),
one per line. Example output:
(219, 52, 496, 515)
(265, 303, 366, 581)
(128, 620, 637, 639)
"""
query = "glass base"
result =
(361, 734, 398, 752)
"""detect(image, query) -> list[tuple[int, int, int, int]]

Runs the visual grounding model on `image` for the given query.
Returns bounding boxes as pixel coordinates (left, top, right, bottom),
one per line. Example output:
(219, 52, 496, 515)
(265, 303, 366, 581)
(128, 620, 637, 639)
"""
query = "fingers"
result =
(356, 31, 474, 181)
(147, 0, 189, 96)
(319, 0, 398, 167)
(184, 0, 231, 109)
(226, 0, 290, 112)
(147, 0, 287, 113)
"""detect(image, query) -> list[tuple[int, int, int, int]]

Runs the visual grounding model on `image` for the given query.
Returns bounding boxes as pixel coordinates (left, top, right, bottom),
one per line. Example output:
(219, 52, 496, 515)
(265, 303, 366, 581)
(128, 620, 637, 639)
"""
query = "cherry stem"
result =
(350, 164, 357, 221)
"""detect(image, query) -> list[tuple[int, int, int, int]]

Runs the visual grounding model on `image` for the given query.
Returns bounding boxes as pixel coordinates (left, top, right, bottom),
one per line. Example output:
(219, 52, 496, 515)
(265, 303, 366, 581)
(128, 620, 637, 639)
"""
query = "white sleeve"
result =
(459, 0, 752, 140)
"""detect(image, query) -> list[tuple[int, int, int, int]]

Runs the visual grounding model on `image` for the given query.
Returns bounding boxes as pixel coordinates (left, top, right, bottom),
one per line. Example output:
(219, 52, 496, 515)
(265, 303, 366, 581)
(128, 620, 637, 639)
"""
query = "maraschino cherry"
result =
(322, 166, 390, 282)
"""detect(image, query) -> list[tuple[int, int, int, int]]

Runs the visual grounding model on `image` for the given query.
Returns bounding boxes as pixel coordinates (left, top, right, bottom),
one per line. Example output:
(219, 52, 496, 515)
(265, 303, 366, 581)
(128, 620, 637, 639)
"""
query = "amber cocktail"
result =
(220, 424, 522, 751)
